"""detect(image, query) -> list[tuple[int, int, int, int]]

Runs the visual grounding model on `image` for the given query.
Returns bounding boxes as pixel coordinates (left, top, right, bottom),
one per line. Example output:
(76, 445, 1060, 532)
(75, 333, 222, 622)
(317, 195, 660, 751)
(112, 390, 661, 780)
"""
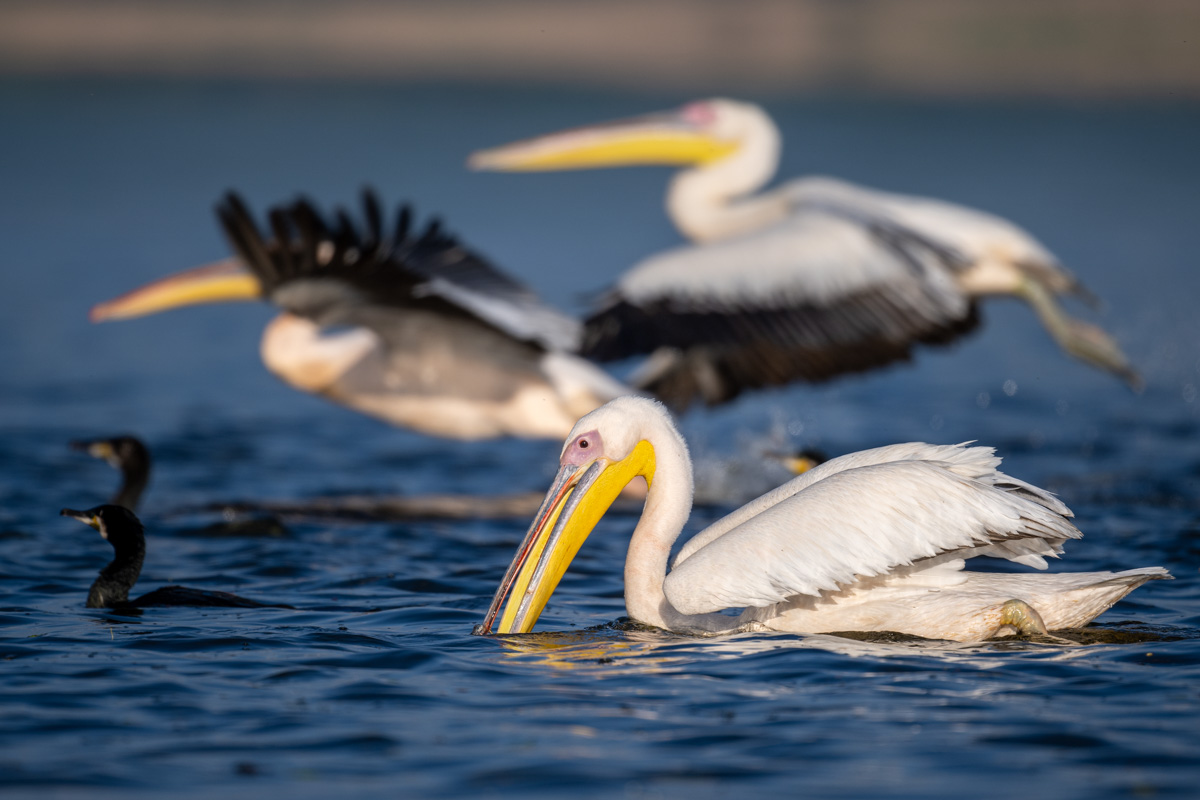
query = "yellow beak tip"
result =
(89, 303, 120, 323)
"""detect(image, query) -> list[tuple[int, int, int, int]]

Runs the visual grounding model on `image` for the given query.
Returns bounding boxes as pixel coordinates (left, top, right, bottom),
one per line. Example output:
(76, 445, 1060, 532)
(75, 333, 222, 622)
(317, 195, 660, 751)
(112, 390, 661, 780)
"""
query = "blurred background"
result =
(2, 0, 1197, 497)
(2, 0, 1198, 96)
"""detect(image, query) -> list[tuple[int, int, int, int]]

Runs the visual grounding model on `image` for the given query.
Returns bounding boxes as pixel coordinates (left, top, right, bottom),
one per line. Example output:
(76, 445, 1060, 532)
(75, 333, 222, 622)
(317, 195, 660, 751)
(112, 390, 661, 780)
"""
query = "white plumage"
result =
(478, 396, 1169, 641)
(471, 99, 1141, 409)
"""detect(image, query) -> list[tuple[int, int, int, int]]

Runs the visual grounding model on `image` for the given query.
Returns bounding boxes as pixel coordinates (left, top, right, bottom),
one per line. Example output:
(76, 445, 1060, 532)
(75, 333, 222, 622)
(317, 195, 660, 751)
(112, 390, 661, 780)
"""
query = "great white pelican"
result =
(470, 99, 1142, 409)
(476, 396, 1168, 641)
(90, 190, 628, 440)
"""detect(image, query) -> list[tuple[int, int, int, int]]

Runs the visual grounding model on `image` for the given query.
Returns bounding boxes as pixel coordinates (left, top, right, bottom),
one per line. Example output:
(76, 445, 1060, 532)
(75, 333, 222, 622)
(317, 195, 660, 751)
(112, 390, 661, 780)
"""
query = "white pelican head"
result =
(476, 396, 687, 635)
(470, 99, 783, 241)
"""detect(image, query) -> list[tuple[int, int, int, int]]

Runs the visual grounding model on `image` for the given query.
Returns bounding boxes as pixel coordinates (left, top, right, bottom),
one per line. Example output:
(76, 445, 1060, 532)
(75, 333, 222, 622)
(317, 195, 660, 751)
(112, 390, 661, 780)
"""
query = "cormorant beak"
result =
(61, 507, 102, 533)
(474, 440, 655, 635)
(89, 257, 262, 322)
(71, 439, 117, 467)
(468, 105, 737, 172)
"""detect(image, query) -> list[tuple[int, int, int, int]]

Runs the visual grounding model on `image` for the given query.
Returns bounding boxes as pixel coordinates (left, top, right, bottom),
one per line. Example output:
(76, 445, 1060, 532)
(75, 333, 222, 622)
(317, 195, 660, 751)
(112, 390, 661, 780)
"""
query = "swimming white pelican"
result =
(476, 396, 1168, 640)
(470, 99, 1142, 408)
(91, 190, 628, 440)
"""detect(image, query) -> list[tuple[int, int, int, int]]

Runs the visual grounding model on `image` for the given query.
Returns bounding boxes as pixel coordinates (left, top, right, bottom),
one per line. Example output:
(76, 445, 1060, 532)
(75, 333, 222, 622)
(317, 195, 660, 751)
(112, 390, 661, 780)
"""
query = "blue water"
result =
(2, 78, 1199, 798)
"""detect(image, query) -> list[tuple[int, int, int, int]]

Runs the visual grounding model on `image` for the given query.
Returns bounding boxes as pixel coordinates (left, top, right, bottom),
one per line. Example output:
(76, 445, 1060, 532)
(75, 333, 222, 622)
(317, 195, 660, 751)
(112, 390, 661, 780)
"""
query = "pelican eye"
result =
(563, 429, 603, 466)
(681, 101, 718, 126)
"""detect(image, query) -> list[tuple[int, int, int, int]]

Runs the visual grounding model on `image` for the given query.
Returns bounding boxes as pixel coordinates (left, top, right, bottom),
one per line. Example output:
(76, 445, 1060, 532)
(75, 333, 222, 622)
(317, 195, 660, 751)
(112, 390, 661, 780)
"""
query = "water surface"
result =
(1, 79, 1198, 798)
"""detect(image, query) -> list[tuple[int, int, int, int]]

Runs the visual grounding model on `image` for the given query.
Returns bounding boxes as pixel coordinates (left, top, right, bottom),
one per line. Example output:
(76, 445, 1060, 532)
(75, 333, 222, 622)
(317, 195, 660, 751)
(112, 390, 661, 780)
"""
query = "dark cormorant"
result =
(70, 435, 151, 511)
(70, 438, 291, 536)
(60, 504, 291, 609)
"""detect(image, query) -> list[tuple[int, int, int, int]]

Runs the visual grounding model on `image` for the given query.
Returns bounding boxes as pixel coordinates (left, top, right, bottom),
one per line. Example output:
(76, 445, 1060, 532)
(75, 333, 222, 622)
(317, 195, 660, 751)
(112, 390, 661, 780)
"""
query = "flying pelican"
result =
(470, 99, 1142, 408)
(476, 396, 1168, 640)
(91, 190, 628, 440)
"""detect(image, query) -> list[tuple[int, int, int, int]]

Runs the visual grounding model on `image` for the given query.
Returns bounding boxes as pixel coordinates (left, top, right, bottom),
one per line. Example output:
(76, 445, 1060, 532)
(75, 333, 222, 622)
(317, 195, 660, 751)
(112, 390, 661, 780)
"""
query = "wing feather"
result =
(675, 442, 1013, 567)
(664, 458, 1081, 616)
(584, 209, 977, 408)
(217, 188, 580, 353)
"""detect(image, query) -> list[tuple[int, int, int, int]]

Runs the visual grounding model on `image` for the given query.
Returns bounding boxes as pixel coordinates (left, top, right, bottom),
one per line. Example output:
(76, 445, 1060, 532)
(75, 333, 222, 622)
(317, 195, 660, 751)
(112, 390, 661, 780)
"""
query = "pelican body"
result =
(471, 99, 1141, 408)
(477, 397, 1168, 641)
(91, 190, 626, 440)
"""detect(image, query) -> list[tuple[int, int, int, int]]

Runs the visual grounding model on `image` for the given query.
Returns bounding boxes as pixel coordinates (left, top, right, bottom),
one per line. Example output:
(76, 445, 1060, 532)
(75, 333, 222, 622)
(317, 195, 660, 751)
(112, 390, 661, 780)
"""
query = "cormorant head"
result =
(61, 504, 145, 552)
(70, 435, 149, 471)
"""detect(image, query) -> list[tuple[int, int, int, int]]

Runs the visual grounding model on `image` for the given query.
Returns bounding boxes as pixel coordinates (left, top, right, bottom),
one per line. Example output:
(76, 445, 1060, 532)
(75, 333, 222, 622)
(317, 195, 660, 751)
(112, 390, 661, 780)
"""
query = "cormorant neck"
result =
(114, 462, 149, 511)
(88, 536, 145, 609)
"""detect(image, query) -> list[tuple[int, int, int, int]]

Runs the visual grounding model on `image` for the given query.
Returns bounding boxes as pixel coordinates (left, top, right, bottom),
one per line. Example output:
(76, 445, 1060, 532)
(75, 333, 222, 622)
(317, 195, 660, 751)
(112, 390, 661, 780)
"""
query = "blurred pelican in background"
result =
(471, 98, 1141, 409)
(91, 191, 629, 440)
(476, 397, 1169, 640)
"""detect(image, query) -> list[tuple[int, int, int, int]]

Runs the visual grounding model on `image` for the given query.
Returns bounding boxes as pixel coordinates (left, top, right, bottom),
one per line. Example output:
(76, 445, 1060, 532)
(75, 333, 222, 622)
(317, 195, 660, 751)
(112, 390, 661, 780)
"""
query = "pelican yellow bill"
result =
(90, 258, 261, 322)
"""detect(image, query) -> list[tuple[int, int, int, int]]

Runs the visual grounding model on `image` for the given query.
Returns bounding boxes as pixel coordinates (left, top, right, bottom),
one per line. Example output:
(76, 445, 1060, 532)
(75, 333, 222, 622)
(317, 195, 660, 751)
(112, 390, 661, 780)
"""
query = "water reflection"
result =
(486, 620, 1191, 677)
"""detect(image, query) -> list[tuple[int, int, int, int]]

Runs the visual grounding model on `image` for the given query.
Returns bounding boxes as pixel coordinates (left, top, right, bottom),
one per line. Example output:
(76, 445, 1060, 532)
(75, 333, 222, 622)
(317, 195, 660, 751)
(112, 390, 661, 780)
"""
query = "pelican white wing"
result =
(785, 177, 1056, 263)
(665, 449, 1081, 616)
(585, 203, 980, 408)
(674, 442, 1070, 562)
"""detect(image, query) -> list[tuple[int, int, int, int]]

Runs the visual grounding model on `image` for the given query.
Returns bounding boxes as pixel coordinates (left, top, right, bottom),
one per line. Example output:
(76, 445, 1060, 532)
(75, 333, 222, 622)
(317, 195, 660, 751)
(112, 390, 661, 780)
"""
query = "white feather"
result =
(416, 277, 582, 351)
(675, 442, 1010, 566)
(665, 459, 1080, 616)
(620, 209, 968, 315)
